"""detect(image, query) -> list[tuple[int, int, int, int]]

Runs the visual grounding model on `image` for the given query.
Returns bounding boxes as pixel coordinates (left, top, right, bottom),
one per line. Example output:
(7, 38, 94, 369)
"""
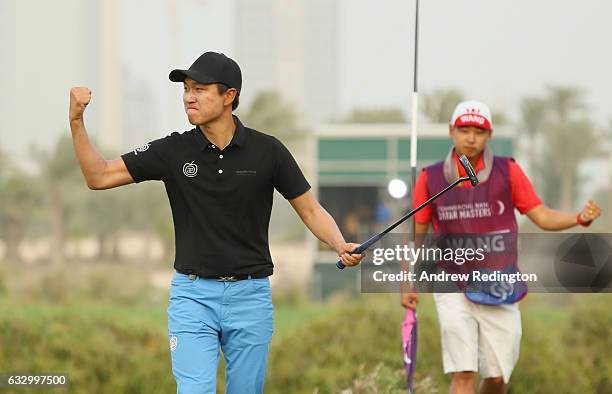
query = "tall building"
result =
(0, 0, 123, 164)
(235, 0, 339, 127)
(0, 0, 16, 158)
(95, 0, 123, 151)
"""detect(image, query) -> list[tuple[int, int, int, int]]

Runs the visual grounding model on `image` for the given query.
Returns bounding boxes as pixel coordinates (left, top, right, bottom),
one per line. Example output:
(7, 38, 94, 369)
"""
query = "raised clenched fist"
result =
(69, 87, 92, 122)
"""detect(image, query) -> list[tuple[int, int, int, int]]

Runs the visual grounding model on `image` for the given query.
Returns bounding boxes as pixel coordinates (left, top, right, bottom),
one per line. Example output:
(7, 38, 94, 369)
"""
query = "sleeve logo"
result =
(183, 161, 198, 177)
(133, 143, 150, 155)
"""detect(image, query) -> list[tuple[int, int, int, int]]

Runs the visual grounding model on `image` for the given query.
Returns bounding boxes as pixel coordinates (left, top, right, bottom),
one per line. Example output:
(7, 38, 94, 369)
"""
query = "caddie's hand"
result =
(69, 87, 92, 122)
(579, 199, 602, 224)
(337, 242, 365, 267)
(401, 292, 419, 310)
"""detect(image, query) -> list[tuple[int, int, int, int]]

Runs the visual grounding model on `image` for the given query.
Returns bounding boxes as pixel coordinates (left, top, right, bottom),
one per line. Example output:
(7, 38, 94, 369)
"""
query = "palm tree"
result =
(421, 88, 464, 123)
(32, 134, 82, 265)
(546, 85, 585, 123)
(520, 97, 549, 181)
(0, 173, 41, 263)
(345, 108, 406, 123)
(240, 91, 302, 141)
(527, 86, 603, 211)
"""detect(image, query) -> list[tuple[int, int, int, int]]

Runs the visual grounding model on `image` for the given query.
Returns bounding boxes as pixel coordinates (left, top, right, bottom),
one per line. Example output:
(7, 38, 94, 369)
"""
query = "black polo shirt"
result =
(121, 116, 310, 278)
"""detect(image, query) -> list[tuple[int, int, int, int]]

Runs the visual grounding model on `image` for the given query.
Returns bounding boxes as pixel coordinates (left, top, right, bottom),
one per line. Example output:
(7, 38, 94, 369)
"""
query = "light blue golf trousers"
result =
(167, 271, 274, 394)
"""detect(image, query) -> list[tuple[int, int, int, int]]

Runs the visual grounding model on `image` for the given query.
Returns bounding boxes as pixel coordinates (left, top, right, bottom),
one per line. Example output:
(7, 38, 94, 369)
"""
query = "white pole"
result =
(409, 0, 420, 241)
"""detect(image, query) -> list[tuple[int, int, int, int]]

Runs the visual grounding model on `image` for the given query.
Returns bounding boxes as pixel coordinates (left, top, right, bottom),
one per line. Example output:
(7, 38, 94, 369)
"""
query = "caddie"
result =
(401, 100, 601, 394)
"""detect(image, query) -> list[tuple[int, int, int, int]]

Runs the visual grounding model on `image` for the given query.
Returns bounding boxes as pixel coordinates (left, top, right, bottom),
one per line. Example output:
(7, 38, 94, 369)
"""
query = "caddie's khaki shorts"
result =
(433, 293, 522, 384)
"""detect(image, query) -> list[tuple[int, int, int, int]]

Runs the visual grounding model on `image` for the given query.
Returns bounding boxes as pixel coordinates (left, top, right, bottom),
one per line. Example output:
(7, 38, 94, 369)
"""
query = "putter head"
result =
(458, 155, 479, 186)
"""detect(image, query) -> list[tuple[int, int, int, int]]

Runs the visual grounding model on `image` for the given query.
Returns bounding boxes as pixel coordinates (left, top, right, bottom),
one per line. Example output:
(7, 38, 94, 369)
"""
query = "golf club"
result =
(336, 154, 478, 269)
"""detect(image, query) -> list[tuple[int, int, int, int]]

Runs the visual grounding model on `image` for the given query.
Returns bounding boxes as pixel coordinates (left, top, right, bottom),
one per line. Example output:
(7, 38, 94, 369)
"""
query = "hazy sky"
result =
(339, 0, 611, 122)
(2, 0, 611, 161)
(122, 0, 612, 127)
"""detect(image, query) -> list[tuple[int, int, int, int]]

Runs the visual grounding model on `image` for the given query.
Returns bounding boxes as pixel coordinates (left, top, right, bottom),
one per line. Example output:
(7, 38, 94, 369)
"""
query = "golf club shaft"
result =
(336, 175, 470, 269)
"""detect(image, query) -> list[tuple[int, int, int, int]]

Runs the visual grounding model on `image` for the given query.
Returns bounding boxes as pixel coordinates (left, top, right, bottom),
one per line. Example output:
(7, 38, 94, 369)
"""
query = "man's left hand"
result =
(337, 242, 365, 267)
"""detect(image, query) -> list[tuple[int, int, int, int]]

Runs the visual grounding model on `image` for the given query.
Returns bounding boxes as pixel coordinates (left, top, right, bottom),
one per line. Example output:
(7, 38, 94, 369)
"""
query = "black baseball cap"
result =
(169, 52, 242, 95)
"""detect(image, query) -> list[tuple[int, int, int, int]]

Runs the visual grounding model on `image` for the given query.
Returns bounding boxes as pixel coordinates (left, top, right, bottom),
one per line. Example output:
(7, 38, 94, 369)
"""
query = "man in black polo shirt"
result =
(68, 51, 364, 394)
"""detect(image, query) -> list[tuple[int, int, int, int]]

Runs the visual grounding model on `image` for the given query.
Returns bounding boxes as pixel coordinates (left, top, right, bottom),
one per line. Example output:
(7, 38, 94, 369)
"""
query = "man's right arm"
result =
(69, 87, 134, 190)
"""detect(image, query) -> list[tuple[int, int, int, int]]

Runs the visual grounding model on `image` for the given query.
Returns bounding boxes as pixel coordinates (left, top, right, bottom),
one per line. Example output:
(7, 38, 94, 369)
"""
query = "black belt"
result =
(177, 269, 269, 282)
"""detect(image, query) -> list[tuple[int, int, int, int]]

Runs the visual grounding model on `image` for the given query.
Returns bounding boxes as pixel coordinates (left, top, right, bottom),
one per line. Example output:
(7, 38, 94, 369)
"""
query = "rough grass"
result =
(0, 264, 610, 393)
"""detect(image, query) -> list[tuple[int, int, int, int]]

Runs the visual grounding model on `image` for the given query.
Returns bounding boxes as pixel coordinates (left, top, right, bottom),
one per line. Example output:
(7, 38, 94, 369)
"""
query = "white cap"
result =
(450, 100, 493, 131)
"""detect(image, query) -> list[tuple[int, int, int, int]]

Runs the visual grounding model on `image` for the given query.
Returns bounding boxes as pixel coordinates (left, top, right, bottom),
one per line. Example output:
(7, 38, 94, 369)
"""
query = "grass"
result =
(0, 298, 337, 340)
(0, 297, 337, 394)
(1, 263, 610, 393)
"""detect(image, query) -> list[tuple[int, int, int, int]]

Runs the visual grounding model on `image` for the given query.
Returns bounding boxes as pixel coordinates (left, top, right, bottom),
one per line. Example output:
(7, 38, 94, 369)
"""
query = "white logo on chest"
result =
(183, 161, 198, 177)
